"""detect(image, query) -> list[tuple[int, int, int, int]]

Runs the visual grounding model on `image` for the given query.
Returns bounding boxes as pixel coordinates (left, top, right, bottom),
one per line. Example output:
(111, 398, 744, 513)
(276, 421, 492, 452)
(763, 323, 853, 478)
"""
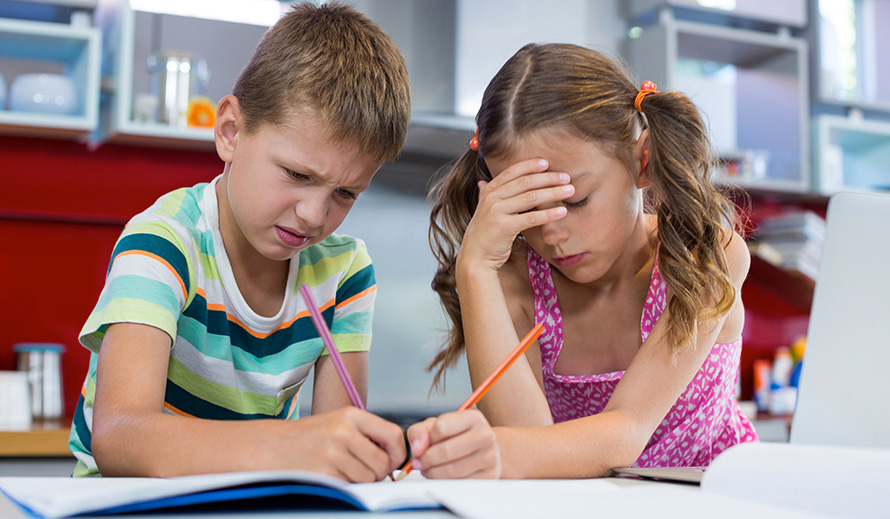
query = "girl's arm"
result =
(497, 230, 751, 478)
(457, 158, 575, 427)
(413, 231, 749, 479)
(91, 323, 404, 481)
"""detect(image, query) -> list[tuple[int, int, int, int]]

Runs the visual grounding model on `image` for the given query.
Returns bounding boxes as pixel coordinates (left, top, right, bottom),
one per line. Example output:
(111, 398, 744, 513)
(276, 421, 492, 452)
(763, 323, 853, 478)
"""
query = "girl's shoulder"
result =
(721, 228, 751, 285)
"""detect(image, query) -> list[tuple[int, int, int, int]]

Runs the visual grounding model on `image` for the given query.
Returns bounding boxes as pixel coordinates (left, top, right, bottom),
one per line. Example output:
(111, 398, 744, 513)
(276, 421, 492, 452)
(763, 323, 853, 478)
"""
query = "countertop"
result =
(0, 420, 72, 457)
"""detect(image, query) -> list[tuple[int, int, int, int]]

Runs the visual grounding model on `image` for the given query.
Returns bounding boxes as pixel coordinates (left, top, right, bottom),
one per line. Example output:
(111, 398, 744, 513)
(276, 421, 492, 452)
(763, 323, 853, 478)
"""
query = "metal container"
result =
(147, 50, 210, 128)
(13, 343, 65, 421)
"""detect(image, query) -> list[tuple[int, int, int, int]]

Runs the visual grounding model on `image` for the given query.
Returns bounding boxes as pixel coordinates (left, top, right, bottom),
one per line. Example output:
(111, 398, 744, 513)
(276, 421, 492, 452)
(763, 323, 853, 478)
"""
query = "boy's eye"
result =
(286, 169, 308, 180)
(564, 197, 589, 209)
(336, 188, 357, 200)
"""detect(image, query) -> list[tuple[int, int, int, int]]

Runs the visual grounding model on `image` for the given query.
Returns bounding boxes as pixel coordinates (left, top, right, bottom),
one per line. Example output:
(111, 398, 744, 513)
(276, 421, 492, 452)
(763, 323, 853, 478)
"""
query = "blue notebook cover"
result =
(0, 471, 441, 518)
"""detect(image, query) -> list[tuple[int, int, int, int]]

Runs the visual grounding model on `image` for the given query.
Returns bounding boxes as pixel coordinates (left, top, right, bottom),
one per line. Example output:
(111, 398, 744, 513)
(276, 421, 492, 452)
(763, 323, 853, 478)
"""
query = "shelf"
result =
(813, 114, 890, 194)
(0, 17, 100, 140)
(630, 0, 807, 28)
(92, 2, 268, 149)
(627, 15, 810, 193)
(747, 255, 815, 314)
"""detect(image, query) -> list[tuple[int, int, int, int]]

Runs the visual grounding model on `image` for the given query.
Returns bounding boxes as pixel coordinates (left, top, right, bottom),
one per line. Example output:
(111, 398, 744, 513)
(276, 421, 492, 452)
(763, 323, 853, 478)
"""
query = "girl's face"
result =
(484, 130, 650, 284)
(218, 109, 380, 267)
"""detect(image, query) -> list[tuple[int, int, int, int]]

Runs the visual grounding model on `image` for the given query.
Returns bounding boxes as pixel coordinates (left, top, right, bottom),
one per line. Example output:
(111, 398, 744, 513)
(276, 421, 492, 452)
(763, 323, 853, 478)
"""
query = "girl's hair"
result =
(233, 2, 410, 164)
(427, 43, 737, 387)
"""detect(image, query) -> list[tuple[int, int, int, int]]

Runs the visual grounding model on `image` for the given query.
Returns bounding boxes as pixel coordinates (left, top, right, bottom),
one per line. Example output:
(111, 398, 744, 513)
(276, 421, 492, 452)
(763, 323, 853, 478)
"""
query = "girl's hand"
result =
(405, 410, 501, 479)
(458, 158, 573, 273)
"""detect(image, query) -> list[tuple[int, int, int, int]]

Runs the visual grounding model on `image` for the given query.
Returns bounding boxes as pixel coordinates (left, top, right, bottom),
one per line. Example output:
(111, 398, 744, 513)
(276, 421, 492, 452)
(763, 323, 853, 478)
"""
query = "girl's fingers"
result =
(481, 170, 572, 203)
(418, 422, 501, 479)
(482, 183, 574, 218)
(484, 158, 550, 189)
(406, 418, 436, 458)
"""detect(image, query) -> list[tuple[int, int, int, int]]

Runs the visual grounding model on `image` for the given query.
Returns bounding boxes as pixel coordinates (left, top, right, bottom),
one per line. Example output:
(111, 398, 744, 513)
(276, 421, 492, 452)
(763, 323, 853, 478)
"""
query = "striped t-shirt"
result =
(68, 176, 376, 477)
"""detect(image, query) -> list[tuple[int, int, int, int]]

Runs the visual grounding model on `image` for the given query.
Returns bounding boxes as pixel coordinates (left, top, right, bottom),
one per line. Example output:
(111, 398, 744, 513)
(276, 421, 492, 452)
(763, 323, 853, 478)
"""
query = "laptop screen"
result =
(790, 191, 890, 448)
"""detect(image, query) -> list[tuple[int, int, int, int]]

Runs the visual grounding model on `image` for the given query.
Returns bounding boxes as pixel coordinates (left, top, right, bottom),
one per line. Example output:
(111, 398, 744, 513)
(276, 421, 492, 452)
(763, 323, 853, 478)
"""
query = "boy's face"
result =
(219, 109, 381, 265)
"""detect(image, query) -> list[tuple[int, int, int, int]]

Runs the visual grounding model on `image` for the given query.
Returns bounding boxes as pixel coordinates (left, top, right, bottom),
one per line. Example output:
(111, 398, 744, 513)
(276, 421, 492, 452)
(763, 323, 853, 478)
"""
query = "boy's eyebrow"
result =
(279, 157, 371, 192)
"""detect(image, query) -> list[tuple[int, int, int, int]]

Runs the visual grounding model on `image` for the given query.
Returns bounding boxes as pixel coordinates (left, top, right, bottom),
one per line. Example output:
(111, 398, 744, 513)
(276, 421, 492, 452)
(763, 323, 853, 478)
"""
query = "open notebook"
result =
(614, 191, 890, 484)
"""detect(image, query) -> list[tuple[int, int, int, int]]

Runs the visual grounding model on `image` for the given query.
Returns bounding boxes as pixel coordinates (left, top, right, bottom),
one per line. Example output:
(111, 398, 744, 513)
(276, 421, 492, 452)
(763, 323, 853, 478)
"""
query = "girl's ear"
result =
(635, 128, 652, 189)
(214, 95, 241, 163)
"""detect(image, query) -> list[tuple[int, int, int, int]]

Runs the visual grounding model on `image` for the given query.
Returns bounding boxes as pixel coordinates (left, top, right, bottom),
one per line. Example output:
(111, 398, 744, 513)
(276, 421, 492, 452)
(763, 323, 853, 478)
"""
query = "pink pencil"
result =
(299, 284, 364, 410)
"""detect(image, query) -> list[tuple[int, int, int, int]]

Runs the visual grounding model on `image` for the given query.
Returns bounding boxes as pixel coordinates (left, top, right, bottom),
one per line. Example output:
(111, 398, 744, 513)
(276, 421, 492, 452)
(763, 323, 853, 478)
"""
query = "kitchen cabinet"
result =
(0, 16, 100, 140)
(626, 9, 810, 192)
(813, 113, 890, 194)
(92, 1, 267, 149)
(630, 0, 808, 28)
(808, 0, 890, 194)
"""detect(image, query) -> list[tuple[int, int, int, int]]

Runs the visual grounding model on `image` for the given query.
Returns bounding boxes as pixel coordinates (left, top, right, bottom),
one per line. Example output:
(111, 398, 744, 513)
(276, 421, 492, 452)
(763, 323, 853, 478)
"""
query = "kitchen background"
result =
(1, 0, 889, 445)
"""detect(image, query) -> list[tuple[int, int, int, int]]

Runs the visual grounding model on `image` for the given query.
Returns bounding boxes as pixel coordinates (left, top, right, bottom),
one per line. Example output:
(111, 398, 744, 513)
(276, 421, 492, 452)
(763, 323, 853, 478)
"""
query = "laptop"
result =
(614, 191, 890, 484)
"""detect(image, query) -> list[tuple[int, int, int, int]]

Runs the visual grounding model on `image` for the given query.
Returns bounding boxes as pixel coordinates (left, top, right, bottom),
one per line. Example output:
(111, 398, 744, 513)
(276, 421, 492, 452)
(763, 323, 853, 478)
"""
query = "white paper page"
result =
(425, 480, 834, 519)
(701, 442, 890, 519)
(418, 479, 618, 519)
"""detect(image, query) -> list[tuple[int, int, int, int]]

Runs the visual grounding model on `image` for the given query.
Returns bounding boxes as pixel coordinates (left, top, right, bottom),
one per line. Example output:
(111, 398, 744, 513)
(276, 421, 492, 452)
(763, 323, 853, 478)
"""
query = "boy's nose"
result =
(296, 194, 328, 230)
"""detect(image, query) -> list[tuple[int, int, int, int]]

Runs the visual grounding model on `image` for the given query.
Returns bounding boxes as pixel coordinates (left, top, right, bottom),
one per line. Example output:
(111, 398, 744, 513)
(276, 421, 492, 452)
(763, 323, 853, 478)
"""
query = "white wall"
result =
(299, 182, 472, 418)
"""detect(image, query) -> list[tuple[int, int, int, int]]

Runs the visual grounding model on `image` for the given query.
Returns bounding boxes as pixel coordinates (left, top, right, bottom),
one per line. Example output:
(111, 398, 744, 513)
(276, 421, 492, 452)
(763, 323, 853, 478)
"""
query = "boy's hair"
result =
(233, 2, 410, 163)
(427, 43, 737, 387)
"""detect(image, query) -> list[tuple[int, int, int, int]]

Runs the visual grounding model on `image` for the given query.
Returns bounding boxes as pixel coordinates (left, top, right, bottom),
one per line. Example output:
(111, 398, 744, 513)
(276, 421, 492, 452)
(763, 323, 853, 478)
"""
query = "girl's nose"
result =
(540, 218, 570, 246)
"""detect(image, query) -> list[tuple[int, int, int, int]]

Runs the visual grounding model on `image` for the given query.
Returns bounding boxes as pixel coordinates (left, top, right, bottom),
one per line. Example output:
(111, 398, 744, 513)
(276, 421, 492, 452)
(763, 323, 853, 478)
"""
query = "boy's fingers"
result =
(350, 409, 408, 473)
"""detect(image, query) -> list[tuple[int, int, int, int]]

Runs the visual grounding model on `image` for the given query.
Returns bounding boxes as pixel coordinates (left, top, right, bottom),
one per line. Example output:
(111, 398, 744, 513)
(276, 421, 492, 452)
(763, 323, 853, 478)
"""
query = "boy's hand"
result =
(406, 409, 501, 479)
(284, 407, 406, 483)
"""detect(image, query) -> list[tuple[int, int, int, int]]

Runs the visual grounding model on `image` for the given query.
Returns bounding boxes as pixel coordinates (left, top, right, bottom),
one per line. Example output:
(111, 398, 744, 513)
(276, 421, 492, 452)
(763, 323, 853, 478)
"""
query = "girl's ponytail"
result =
(636, 88, 737, 354)
(427, 149, 490, 388)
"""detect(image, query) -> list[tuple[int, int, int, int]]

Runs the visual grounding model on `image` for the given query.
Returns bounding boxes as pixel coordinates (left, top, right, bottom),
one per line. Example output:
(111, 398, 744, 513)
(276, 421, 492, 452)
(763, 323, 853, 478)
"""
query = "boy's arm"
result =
(310, 351, 370, 414)
(91, 323, 404, 481)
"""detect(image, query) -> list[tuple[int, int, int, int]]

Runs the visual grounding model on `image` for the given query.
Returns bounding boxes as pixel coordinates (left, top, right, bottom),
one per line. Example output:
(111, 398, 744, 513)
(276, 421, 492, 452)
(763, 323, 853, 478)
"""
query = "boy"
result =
(68, 2, 411, 483)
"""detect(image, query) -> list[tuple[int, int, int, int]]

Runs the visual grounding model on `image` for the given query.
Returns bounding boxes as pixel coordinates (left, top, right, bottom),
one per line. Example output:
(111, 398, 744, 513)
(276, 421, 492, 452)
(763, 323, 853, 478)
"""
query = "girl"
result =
(407, 43, 757, 479)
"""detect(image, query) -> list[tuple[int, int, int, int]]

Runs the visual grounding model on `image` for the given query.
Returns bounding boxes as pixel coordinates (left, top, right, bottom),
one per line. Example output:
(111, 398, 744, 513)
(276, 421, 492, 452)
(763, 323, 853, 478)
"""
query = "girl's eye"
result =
(564, 197, 589, 209)
(286, 169, 308, 180)
(336, 188, 357, 200)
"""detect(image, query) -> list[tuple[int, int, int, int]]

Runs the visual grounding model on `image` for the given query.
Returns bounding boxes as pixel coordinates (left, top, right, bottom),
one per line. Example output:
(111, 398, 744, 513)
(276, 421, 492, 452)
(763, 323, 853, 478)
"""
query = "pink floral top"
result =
(528, 247, 757, 467)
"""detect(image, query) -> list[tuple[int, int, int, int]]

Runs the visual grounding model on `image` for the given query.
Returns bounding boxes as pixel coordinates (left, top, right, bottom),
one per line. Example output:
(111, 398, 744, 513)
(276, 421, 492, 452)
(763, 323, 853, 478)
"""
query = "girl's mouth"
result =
(553, 253, 585, 269)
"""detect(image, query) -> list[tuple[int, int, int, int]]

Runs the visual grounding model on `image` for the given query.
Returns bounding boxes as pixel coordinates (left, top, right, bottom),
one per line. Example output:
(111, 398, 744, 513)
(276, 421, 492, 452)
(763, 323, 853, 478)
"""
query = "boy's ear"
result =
(214, 95, 241, 163)
(635, 129, 651, 189)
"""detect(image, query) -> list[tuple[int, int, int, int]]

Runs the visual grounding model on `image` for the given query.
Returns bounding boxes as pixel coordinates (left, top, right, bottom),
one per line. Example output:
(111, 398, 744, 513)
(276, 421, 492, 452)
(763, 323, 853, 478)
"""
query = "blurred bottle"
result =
(753, 358, 772, 413)
(768, 346, 797, 415)
(14, 343, 66, 422)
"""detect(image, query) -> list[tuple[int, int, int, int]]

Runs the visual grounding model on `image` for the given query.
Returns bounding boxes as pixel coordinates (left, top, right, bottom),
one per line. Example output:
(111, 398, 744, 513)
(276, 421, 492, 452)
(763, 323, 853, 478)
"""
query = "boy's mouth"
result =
(276, 226, 310, 248)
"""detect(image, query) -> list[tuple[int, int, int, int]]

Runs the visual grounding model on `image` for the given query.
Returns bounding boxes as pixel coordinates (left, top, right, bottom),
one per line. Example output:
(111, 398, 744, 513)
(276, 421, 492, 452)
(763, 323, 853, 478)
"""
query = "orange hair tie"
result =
(469, 128, 479, 152)
(634, 80, 659, 113)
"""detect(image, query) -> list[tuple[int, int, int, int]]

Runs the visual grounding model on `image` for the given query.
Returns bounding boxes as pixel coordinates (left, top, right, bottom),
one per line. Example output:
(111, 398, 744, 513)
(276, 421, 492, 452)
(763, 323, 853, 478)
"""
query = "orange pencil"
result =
(394, 322, 545, 481)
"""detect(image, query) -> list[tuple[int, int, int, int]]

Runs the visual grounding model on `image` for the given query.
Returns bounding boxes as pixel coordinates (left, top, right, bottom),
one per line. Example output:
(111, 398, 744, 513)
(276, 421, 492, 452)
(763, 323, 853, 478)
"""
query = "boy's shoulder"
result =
(124, 182, 213, 236)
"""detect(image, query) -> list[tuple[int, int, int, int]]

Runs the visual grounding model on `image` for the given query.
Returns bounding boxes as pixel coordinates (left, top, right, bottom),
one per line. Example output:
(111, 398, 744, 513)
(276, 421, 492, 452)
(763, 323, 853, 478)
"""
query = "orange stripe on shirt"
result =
(335, 285, 377, 310)
(162, 402, 195, 418)
(224, 289, 363, 339)
(115, 250, 187, 301)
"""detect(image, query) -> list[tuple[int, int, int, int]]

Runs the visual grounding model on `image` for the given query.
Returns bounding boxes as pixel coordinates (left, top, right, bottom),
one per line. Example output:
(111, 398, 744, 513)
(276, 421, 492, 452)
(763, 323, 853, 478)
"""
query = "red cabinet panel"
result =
(0, 135, 221, 417)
